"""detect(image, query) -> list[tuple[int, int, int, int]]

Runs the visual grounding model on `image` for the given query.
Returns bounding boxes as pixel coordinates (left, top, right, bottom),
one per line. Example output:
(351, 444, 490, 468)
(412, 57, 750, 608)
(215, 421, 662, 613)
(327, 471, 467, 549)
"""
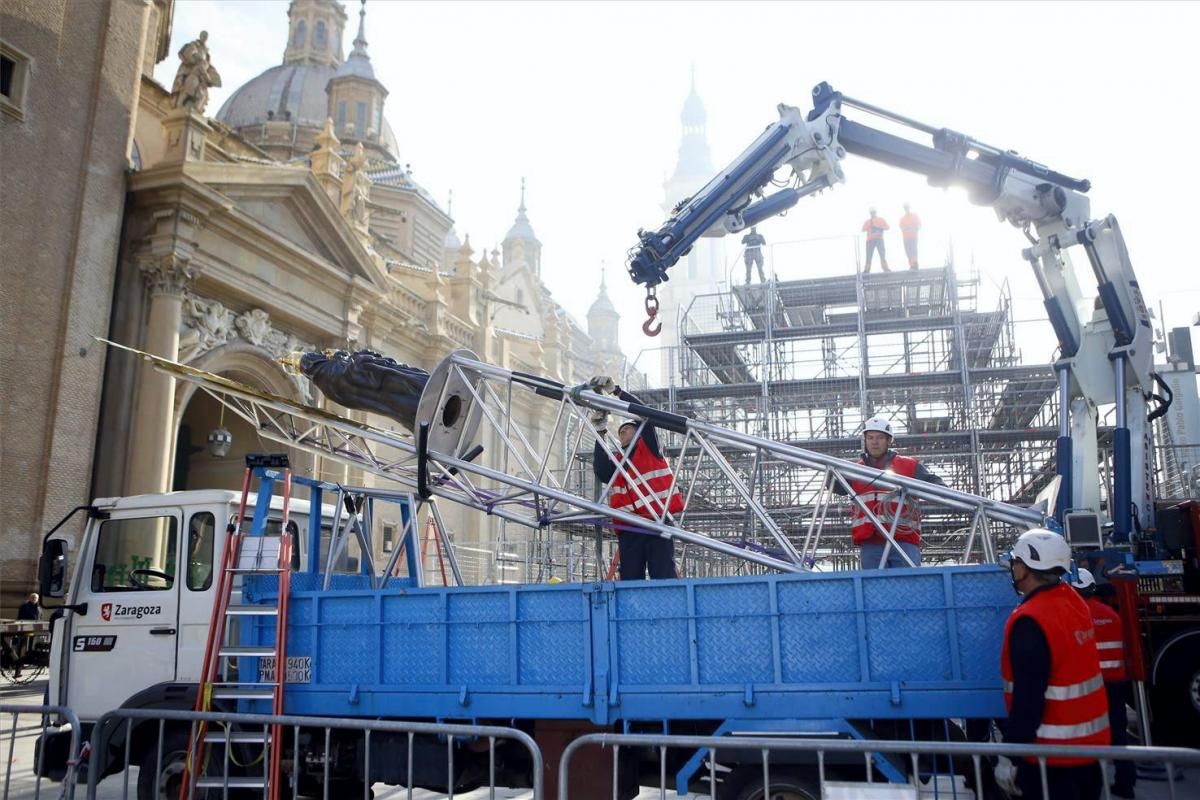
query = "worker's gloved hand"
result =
(587, 375, 617, 395)
(589, 408, 609, 435)
(993, 756, 1021, 797)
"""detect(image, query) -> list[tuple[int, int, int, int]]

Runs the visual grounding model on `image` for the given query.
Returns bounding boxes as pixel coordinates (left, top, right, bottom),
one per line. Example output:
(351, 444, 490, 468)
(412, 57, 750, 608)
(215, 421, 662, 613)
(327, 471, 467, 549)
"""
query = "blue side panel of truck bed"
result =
(241, 566, 1016, 724)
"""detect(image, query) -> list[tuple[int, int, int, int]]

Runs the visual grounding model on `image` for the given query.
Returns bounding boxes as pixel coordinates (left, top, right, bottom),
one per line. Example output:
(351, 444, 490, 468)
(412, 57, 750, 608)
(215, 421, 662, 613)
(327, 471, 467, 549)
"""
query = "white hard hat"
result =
(1071, 567, 1096, 590)
(863, 416, 893, 437)
(1009, 528, 1072, 574)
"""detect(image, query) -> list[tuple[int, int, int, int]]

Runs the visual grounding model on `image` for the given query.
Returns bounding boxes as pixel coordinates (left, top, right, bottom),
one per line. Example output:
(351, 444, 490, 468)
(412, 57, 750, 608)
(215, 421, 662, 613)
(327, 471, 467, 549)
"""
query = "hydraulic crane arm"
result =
(628, 82, 1157, 538)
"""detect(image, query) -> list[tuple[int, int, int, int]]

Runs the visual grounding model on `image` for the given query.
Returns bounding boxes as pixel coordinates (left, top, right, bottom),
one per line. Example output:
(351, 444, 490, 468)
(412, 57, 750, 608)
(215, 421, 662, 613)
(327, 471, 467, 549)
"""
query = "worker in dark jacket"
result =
(999, 529, 1109, 800)
(588, 377, 682, 580)
(1072, 568, 1135, 798)
(831, 416, 944, 568)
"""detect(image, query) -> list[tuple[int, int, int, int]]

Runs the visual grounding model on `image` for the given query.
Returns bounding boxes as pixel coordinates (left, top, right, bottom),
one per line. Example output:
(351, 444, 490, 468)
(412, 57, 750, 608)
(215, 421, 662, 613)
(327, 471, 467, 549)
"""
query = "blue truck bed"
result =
(242, 565, 1016, 724)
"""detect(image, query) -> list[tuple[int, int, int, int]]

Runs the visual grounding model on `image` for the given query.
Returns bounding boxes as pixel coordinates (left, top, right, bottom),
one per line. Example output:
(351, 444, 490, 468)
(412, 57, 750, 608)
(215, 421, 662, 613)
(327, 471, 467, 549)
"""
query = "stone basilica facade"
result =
(0, 0, 635, 607)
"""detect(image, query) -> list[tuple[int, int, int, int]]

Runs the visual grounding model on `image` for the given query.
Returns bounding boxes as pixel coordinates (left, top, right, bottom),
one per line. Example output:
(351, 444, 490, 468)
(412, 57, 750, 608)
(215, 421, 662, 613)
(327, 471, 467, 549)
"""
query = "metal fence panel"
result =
(85, 707, 542, 800)
(559, 731, 1200, 800)
(1, 703, 82, 800)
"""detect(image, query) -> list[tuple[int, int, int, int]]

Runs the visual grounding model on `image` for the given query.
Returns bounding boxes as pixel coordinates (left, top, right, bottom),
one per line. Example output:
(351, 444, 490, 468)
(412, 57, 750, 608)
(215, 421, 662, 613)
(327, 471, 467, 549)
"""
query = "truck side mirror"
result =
(39, 539, 68, 599)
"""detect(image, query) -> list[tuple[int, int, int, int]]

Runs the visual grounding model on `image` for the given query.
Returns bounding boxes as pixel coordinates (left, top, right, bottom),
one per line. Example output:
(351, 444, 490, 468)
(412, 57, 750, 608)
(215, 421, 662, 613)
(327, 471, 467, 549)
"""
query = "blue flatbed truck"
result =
(33, 478, 1026, 799)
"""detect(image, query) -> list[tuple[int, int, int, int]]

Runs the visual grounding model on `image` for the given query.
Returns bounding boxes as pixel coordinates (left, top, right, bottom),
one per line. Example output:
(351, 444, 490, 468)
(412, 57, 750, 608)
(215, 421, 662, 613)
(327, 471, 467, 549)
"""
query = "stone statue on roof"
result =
(170, 31, 222, 113)
(342, 142, 372, 231)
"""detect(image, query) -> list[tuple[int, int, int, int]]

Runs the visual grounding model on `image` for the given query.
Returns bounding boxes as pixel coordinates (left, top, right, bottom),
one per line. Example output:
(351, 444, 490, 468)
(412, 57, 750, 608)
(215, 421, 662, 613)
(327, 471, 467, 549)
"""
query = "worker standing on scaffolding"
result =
(741, 226, 767, 284)
(588, 376, 683, 580)
(830, 416, 944, 569)
(861, 207, 890, 272)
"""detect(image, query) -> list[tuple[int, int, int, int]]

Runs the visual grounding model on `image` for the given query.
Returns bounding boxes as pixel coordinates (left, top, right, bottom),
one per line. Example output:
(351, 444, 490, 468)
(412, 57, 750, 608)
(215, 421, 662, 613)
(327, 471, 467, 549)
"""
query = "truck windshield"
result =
(90, 516, 179, 592)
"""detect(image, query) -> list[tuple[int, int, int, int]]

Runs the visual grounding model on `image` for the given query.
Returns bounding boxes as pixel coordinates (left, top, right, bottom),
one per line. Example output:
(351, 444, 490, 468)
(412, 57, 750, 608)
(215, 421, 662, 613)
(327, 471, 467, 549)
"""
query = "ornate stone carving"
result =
(179, 293, 235, 363)
(170, 31, 221, 113)
(178, 298, 316, 402)
(140, 253, 199, 297)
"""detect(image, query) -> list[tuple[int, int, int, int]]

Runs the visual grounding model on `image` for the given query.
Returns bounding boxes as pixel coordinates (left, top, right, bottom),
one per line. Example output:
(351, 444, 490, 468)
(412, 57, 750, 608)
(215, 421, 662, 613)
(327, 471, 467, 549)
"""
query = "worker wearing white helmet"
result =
(998, 528, 1109, 800)
(830, 415, 945, 569)
(1071, 568, 1136, 797)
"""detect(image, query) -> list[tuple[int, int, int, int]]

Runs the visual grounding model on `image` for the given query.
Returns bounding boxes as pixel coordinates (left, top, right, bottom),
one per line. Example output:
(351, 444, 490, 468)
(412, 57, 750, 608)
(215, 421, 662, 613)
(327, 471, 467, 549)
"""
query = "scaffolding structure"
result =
(584, 262, 1071, 576)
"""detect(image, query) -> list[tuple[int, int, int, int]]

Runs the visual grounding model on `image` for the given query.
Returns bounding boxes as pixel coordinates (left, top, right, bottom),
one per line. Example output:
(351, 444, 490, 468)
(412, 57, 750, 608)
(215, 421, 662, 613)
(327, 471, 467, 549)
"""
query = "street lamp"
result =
(207, 405, 232, 457)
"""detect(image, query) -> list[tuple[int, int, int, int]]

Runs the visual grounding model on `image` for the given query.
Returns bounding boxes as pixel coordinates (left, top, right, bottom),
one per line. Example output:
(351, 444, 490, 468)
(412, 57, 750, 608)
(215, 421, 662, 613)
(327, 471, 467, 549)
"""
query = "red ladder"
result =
(181, 455, 293, 800)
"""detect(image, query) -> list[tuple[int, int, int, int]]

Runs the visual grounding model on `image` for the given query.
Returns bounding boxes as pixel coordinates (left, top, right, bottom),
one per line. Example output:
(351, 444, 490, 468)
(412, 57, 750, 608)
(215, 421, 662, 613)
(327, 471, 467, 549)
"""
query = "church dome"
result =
(215, 63, 399, 158)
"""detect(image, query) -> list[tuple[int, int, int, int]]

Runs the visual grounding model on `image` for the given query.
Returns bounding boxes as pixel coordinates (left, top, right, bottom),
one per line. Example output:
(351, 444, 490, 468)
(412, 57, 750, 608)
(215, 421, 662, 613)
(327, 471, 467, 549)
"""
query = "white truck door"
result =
(176, 508, 221, 682)
(66, 508, 182, 719)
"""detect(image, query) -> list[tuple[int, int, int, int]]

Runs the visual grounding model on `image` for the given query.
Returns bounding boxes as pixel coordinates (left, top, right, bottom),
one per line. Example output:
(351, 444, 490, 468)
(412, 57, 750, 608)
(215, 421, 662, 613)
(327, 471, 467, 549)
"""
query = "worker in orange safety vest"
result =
(997, 529, 1109, 800)
(861, 207, 890, 272)
(588, 376, 683, 580)
(830, 415, 944, 569)
(1072, 568, 1135, 798)
(899, 203, 921, 269)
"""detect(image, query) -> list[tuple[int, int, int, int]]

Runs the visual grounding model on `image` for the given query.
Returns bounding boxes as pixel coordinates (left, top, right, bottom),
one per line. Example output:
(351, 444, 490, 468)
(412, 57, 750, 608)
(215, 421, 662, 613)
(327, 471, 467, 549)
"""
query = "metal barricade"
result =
(1, 704, 82, 800)
(86, 708, 543, 800)
(559, 732, 1200, 800)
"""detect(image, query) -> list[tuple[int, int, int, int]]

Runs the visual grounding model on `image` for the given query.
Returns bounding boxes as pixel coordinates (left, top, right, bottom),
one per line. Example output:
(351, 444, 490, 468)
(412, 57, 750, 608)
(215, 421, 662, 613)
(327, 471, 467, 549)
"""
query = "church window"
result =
(314, 20, 328, 49)
(356, 102, 367, 139)
(0, 40, 31, 120)
(336, 101, 347, 132)
(293, 20, 306, 47)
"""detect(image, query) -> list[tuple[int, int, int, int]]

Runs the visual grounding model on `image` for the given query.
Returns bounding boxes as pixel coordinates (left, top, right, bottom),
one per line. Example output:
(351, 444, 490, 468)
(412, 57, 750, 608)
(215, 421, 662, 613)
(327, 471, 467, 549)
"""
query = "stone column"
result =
(126, 254, 198, 495)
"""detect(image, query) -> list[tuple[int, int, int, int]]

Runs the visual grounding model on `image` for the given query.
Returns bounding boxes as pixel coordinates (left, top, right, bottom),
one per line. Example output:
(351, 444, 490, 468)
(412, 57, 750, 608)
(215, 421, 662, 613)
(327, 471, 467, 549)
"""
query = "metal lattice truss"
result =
(112, 341, 1047, 573)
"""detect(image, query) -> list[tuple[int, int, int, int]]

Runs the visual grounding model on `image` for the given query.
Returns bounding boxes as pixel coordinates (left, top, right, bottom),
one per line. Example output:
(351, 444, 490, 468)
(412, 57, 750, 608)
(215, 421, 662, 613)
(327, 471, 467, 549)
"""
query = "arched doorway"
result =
(171, 344, 315, 493)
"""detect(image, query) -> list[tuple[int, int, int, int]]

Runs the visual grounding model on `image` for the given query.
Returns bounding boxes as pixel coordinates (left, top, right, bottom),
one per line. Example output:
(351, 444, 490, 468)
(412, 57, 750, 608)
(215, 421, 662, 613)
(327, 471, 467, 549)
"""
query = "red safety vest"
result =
(609, 438, 684, 522)
(849, 454, 922, 546)
(1086, 595, 1127, 682)
(862, 216, 889, 240)
(1001, 583, 1111, 764)
(899, 212, 921, 241)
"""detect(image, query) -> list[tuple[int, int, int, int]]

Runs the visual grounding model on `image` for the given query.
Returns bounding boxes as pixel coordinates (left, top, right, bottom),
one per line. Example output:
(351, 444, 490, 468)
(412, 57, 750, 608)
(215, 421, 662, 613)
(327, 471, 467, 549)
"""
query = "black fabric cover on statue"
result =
(299, 350, 430, 430)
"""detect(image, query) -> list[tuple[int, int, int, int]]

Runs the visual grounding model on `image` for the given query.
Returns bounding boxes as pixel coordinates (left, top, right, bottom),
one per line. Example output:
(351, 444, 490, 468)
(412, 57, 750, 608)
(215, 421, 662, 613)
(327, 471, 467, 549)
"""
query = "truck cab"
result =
(41, 490, 331, 723)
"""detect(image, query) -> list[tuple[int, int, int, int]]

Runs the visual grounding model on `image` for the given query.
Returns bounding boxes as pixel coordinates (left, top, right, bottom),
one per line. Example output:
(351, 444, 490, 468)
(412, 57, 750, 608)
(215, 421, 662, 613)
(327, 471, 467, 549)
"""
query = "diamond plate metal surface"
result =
(952, 571, 1015, 680)
(615, 584, 690, 686)
(695, 583, 773, 684)
(448, 592, 511, 684)
(518, 590, 586, 685)
(382, 594, 441, 684)
(777, 578, 860, 682)
(318, 597, 376, 684)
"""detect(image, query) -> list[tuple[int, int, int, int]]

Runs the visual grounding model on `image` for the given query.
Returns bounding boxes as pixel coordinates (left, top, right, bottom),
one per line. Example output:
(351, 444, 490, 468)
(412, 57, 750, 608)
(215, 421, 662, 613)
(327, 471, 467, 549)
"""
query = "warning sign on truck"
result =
(257, 655, 312, 683)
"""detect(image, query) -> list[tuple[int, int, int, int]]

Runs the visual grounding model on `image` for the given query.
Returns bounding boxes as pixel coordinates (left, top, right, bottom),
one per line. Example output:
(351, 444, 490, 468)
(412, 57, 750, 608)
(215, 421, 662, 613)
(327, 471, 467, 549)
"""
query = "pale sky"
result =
(159, 0, 1200, 368)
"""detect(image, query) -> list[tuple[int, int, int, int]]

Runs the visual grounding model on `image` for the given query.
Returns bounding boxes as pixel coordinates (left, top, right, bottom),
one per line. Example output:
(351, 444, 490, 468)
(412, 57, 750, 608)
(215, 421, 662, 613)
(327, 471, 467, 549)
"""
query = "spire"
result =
(588, 262, 617, 318)
(352, 0, 368, 57)
(505, 177, 537, 243)
(447, 189, 454, 218)
(334, 0, 377, 79)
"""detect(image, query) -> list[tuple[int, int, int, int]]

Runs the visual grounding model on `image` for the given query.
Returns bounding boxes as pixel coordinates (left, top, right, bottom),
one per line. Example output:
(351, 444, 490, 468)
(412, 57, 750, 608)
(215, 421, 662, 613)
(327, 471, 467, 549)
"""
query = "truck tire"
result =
(720, 767, 819, 800)
(1151, 634, 1200, 746)
(136, 728, 240, 800)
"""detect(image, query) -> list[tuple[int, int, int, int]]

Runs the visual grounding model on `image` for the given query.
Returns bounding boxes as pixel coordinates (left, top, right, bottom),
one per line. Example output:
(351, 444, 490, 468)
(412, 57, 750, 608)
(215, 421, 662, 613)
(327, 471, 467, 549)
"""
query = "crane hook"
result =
(642, 288, 662, 337)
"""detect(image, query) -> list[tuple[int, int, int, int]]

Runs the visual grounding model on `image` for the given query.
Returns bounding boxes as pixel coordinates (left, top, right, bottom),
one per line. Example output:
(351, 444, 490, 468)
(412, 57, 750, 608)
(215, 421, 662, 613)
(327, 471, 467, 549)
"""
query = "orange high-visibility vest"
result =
(609, 438, 684, 522)
(899, 212, 921, 241)
(848, 455, 922, 546)
(1086, 595, 1127, 682)
(1001, 583, 1110, 765)
(862, 216, 889, 241)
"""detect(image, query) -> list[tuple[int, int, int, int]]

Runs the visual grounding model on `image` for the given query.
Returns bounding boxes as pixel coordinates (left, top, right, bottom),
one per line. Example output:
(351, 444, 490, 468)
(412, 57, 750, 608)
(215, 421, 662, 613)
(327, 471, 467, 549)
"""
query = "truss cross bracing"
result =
(108, 335, 1046, 581)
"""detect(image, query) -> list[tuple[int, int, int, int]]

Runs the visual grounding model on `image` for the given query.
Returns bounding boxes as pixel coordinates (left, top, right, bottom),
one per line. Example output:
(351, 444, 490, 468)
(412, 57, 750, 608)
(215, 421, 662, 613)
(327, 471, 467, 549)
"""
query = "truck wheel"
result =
(1151, 635, 1200, 746)
(721, 767, 819, 800)
(136, 728, 225, 800)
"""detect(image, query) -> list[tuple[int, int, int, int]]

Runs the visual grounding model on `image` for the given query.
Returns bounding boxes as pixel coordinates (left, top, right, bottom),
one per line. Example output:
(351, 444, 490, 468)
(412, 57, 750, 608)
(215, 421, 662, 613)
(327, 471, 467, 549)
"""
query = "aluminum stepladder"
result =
(181, 454, 293, 800)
